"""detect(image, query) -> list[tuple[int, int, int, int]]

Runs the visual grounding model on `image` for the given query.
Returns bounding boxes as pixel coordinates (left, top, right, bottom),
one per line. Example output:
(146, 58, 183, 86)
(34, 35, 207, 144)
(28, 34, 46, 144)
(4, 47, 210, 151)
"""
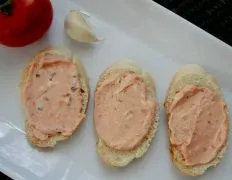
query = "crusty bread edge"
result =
(164, 64, 229, 176)
(21, 48, 90, 148)
(95, 59, 159, 167)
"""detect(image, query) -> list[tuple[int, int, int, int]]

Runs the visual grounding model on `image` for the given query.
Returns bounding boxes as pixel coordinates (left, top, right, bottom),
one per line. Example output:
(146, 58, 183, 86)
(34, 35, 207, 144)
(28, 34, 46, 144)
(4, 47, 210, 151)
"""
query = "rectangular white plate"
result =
(0, 0, 232, 179)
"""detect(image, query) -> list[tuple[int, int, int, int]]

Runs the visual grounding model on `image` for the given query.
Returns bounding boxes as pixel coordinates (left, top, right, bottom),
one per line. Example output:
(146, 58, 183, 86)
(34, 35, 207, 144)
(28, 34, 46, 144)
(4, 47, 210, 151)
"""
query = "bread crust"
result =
(21, 48, 89, 148)
(164, 64, 229, 176)
(94, 59, 159, 167)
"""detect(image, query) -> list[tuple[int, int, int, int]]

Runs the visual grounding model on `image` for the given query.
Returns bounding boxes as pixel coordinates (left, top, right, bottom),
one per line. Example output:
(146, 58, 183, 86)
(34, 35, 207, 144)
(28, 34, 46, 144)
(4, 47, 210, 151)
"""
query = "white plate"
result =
(0, 0, 232, 179)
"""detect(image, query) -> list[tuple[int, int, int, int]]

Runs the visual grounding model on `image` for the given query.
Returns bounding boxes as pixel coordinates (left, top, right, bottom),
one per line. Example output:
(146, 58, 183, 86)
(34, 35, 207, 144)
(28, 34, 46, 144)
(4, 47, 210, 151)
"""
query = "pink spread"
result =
(23, 55, 84, 140)
(168, 85, 228, 166)
(94, 72, 156, 151)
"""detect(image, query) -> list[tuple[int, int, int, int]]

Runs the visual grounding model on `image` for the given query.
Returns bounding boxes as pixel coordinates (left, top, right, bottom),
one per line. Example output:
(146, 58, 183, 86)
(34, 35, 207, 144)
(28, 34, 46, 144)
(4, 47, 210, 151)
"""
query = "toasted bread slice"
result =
(94, 60, 159, 167)
(164, 64, 229, 176)
(21, 48, 89, 148)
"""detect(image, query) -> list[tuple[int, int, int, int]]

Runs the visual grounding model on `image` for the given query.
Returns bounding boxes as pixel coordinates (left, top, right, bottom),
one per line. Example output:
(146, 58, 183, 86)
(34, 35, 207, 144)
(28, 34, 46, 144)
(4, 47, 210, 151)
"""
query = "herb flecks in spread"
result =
(23, 56, 84, 140)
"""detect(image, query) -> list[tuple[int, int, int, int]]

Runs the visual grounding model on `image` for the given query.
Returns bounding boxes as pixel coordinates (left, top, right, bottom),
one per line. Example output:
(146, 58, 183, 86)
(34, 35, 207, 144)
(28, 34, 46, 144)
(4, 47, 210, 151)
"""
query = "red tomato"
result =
(0, 0, 53, 47)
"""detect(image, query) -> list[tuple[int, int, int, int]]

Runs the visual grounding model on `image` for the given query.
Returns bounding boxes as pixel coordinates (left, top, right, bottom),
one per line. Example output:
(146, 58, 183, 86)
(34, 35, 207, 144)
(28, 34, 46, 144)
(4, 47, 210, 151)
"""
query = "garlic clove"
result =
(64, 10, 102, 43)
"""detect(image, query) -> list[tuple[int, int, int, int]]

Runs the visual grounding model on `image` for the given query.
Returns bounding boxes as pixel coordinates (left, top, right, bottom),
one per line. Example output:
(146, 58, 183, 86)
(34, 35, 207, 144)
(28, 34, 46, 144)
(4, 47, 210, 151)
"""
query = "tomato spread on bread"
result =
(168, 85, 228, 166)
(22, 54, 84, 140)
(94, 72, 156, 151)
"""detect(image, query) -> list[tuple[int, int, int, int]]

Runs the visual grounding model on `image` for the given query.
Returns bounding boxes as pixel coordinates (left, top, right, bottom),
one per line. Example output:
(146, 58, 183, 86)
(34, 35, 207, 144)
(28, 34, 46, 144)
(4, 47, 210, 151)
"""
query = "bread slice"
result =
(164, 64, 229, 176)
(94, 60, 159, 167)
(21, 48, 89, 148)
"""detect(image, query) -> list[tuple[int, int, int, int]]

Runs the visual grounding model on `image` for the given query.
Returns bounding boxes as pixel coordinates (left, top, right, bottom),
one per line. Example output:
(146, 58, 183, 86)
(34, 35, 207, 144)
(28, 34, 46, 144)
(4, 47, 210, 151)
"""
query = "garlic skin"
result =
(64, 10, 100, 43)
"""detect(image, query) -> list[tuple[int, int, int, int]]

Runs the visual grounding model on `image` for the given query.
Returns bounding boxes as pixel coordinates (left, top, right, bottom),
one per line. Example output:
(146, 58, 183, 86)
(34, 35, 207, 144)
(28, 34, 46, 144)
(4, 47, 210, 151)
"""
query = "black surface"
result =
(0, 173, 12, 180)
(155, 0, 232, 46)
(0, 0, 231, 179)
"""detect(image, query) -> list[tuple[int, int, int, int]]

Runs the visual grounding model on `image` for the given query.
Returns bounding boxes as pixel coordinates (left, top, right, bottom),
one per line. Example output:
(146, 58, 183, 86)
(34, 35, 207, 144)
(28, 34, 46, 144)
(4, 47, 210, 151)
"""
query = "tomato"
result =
(0, 0, 53, 47)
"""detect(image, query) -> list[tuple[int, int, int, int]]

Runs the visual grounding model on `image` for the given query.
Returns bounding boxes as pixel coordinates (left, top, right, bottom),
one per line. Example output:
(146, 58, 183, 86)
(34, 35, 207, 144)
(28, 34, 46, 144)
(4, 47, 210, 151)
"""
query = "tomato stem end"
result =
(0, 0, 12, 16)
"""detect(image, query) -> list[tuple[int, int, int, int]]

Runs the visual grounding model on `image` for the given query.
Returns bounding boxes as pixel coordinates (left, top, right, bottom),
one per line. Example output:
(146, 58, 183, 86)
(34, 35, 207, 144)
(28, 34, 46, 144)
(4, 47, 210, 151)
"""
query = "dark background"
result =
(156, 0, 232, 46)
(0, 0, 231, 179)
